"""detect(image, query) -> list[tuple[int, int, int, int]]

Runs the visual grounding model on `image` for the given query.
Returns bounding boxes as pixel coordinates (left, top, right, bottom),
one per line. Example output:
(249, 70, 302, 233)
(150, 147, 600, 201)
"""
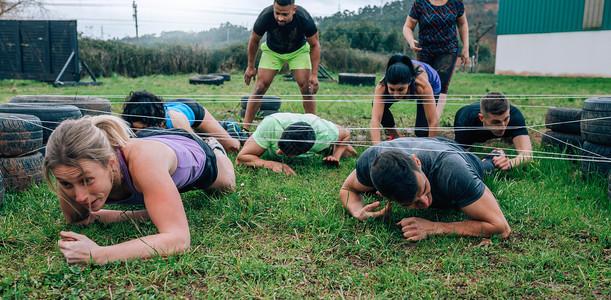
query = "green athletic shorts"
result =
(259, 42, 311, 71)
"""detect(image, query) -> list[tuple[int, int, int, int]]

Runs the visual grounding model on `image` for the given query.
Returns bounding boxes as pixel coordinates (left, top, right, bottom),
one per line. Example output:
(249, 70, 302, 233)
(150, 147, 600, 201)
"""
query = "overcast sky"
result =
(41, 0, 389, 39)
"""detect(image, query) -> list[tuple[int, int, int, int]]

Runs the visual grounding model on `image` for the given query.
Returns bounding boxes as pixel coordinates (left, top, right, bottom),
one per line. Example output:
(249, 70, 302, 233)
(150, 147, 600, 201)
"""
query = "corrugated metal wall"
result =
(498, 0, 610, 35)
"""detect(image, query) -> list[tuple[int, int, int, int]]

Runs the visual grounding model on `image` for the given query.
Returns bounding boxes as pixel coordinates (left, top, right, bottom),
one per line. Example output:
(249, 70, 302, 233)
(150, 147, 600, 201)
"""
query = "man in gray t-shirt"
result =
(340, 137, 510, 241)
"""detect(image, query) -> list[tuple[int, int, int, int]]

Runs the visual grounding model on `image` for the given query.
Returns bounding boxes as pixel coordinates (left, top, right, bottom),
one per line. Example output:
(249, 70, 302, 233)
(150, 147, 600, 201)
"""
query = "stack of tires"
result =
(0, 113, 45, 194)
(189, 73, 231, 86)
(542, 107, 584, 152)
(239, 95, 281, 118)
(580, 97, 611, 181)
(9, 95, 112, 116)
(0, 104, 82, 148)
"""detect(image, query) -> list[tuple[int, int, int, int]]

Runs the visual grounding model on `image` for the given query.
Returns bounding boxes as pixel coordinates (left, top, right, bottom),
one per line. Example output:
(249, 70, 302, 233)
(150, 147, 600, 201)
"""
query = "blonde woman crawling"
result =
(44, 115, 235, 264)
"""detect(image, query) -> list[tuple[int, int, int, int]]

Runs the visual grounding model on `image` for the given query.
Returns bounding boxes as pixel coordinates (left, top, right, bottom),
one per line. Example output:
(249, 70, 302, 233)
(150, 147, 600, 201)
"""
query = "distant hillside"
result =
(316, 0, 498, 53)
(116, 0, 498, 55)
(119, 23, 250, 48)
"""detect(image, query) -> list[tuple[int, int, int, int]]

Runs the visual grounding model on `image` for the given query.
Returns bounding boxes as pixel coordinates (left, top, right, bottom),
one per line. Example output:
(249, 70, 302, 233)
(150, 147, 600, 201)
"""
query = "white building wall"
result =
(495, 30, 611, 77)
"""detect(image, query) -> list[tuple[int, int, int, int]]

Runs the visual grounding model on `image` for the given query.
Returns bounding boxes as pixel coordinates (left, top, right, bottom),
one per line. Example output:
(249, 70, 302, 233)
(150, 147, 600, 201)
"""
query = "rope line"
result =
(2, 94, 610, 164)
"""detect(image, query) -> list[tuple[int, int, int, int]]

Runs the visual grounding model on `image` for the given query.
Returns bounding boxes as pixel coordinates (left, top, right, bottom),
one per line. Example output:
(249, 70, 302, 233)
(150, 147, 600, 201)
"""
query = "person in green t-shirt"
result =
(236, 113, 357, 175)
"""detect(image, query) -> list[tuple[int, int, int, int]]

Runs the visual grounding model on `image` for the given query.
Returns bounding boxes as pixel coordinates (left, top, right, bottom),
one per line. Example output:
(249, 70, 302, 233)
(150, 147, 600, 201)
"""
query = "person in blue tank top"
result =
(122, 90, 241, 153)
(371, 54, 441, 145)
(43, 115, 235, 264)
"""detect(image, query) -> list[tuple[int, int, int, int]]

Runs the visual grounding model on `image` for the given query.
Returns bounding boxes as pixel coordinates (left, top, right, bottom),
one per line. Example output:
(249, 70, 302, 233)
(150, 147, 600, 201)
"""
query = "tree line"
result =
(77, 0, 498, 78)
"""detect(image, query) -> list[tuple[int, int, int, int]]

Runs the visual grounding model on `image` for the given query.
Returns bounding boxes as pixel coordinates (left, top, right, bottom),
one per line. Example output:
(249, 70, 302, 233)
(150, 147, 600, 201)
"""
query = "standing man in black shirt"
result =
(454, 92, 532, 172)
(243, 0, 320, 132)
(339, 137, 511, 241)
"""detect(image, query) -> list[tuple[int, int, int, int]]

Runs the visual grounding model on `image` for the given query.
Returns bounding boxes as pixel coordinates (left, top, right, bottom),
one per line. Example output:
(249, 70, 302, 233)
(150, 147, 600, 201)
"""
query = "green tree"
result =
(0, 0, 45, 18)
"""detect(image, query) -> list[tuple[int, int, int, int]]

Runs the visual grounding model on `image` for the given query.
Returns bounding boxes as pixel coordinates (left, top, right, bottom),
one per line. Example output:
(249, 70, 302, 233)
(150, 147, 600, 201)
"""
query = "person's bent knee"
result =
(253, 83, 271, 96)
(211, 152, 236, 193)
(225, 139, 241, 153)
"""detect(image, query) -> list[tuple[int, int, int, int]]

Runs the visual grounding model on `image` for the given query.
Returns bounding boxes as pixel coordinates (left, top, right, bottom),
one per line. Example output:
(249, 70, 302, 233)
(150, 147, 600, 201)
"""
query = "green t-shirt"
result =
(253, 113, 340, 160)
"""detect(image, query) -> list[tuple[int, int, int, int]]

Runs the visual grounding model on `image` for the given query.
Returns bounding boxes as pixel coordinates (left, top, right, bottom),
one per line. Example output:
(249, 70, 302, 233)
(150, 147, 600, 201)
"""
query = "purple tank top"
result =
(108, 135, 206, 205)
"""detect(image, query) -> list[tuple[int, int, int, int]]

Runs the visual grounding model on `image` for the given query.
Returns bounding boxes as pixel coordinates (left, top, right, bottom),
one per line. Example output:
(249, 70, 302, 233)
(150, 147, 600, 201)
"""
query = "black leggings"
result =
(417, 52, 458, 94)
(136, 127, 218, 191)
(380, 95, 439, 138)
(168, 98, 206, 128)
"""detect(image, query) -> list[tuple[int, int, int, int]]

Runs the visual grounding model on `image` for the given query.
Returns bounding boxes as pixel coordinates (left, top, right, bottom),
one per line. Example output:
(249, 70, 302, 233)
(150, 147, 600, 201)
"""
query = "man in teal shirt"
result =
(236, 113, 356, 175)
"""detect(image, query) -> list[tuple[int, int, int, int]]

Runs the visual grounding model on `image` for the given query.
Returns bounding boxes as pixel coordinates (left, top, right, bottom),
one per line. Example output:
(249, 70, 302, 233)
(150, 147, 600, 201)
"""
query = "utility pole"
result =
(132, 0, 139, 45)
(380, 0, 383, 15)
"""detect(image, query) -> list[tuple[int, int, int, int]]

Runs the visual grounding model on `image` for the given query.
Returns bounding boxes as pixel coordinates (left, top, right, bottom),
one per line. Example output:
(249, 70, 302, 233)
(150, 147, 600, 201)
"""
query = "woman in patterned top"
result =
(403, 0, 470, 120)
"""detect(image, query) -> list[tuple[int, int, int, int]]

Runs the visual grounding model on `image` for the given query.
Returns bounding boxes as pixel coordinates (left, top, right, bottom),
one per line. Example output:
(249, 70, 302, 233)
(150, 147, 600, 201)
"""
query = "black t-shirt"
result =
(253, 5, 318, 54)
(355, 137, 485, 209)
(454, 102, 529, 146)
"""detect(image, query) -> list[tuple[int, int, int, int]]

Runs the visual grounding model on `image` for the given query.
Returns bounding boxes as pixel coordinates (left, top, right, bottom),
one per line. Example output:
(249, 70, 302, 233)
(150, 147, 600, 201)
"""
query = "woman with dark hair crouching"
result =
(122, 90, 241, 153)
(371, 54, 442, 145)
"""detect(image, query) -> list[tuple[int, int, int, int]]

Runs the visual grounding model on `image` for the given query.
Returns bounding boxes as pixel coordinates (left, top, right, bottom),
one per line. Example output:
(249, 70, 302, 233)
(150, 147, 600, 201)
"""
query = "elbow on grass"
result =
(494, 222, 511, 239)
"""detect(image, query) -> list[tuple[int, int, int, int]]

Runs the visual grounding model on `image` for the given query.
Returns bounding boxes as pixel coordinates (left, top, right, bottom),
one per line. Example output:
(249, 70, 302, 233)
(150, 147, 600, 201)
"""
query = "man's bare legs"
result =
(243, 68, 278, 131)
(292, 69, 316, 115)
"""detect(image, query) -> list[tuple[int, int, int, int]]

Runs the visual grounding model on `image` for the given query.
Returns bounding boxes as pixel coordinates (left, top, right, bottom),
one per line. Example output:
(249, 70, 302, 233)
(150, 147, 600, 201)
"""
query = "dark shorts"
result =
(379, 94, 440, 137)
(168, 98, 206, 128)
(417, 52, 458, 94)
(136, 127, 218, 191)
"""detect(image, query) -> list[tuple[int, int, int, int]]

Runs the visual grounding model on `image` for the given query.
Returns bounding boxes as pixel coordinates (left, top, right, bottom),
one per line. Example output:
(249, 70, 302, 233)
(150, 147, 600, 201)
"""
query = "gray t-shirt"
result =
(356, 137, 485, 209)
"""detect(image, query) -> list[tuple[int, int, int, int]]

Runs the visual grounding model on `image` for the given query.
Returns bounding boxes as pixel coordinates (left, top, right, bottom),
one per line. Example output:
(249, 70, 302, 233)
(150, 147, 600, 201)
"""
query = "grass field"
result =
(1, 73, 610, 298)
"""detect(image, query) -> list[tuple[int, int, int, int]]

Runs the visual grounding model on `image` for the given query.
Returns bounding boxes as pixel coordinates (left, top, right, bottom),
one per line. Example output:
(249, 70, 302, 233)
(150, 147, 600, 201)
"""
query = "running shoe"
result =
(224, 119, 249, 143)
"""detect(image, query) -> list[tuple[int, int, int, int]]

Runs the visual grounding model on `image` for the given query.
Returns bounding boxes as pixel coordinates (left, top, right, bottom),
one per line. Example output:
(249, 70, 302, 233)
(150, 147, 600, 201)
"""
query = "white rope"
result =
(3, 95, 610, 164)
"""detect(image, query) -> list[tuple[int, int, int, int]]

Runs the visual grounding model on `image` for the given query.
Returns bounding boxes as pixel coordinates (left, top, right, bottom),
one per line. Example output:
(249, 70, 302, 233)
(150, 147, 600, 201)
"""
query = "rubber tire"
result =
(240, 109, 278, 119)
(189, 75, 224, 85)
(0, 173, 4, 208)
(581, 97, 611, 146)
(240, 95, 282, 110)
(608, 173, 610, 201)
(0, 151, 44, 192)
(210, 73, 231, 81)
(581, 141, 611, 179)
(9, 95, 111, 116)
(0, 113, 43, 158)
(338, 73, 376, 86)
(541, 130, 585, 153)
(545, 107, 581, 134)
(0, 104, 82, 144)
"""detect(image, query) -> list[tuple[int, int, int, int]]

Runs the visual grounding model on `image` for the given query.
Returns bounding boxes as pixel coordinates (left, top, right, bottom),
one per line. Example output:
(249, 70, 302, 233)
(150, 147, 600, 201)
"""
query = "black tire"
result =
(9, 95, 111, 116)
(338, 73, 376, 86)
(582, 110, 611, 127)
(608, 173, 610, 201)
(541, 130, 585, 153)
(545, 107, 581, 134)
(240, 109, 278, 119)
(189, 75, 224, 86)
(581, 141, 611, 179)
(0, 152, 44, 192)
(582, 97, 611, 111)
(0, 104, 82, 144)
(240, 95, 282, 110)
(0, 173, 4, 208)
(0, 113, 43, 158)
(581, 97, 611, 146)
(210, 73, 231, 81)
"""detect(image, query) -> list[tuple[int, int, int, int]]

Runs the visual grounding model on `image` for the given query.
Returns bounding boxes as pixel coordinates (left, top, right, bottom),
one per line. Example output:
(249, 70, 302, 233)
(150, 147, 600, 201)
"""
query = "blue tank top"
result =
(412, 60, 441, 94)
(164, 102, 195, 129)
(108, 135, 206, 205)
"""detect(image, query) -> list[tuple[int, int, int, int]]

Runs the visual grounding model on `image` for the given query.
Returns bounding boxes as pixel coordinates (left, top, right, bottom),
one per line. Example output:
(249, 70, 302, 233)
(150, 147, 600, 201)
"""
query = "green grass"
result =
(1, 73, 610, 298)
